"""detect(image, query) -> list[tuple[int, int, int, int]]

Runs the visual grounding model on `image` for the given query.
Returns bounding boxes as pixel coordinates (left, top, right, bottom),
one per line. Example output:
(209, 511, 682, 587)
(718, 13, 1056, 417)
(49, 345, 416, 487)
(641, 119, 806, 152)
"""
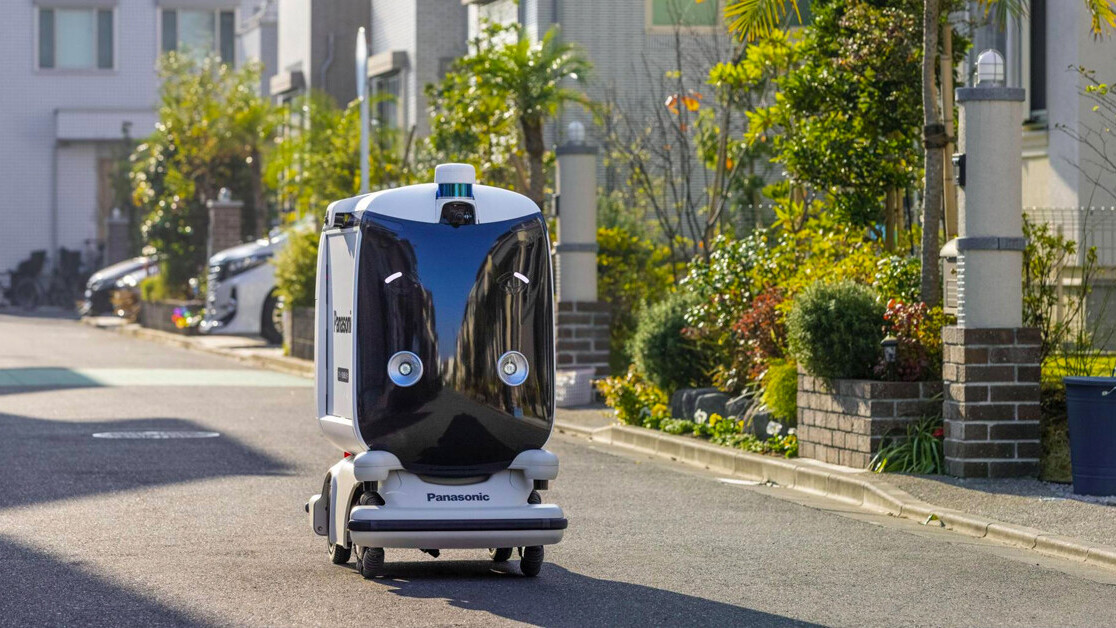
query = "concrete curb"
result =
(562, 422, 1116, 572)
(85, 317, 1116, 571)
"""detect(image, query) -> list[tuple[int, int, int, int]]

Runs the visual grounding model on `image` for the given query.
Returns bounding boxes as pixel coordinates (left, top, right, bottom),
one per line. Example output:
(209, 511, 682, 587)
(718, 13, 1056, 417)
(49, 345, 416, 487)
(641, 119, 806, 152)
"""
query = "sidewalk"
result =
(83, 316, 1116, 568)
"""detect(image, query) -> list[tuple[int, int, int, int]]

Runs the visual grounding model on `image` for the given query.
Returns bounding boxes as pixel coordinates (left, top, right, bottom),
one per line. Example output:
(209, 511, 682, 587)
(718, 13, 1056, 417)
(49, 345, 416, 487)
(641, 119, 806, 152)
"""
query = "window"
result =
(649, 0, 719, 28)
(1028, 0, 1046, 117)
(38, 8, 113, 70)
(161, 9, 236, 65)
(373, 72, 401, 130)
(648, 0, 811, 31)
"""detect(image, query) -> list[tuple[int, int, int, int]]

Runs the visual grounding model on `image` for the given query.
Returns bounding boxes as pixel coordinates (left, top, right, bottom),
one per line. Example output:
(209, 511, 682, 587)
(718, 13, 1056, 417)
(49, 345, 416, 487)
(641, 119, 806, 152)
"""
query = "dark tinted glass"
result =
(161, 10, 177, 53)
(219, 10, 235, 65)
(97, 9, 113, 69)
(356, 212, 554, 477)
(39, 9, 55, 69)
(1029, 0, 1047, 114)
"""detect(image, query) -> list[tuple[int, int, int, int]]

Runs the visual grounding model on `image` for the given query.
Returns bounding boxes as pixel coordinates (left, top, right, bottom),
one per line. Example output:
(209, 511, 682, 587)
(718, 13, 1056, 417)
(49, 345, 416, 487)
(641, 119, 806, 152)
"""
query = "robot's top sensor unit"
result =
(315, 164, 555, 478)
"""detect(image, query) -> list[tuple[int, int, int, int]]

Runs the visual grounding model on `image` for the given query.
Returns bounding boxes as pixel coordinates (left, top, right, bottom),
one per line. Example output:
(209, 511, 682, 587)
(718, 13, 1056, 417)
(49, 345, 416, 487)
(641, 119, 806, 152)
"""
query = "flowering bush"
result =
(873, 299, 951, 382)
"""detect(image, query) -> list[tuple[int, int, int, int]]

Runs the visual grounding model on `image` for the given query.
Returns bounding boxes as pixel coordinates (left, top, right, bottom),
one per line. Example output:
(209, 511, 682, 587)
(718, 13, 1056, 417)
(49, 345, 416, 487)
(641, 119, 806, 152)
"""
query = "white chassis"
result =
(308, 449, 565, 553)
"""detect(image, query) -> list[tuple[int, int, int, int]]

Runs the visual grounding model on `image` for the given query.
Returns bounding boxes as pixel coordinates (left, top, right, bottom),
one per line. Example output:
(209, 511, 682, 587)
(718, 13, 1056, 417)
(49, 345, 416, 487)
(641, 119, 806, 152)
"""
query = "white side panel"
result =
(325, 229, 359, 420)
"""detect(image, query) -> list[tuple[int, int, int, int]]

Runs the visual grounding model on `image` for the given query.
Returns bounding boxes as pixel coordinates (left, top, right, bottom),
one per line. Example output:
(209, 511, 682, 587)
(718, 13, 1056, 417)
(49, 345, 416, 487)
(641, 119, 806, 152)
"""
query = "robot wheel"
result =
(359, 547, 386, 579)
(519, 546, 544, 577)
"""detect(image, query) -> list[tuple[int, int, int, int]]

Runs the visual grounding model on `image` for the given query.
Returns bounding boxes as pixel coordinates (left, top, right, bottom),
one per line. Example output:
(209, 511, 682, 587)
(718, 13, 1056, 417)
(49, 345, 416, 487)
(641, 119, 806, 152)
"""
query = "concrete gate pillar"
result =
(555, 122, 610, 381)
(207, 189, 244, 261)
(942, 51, 1042, 478)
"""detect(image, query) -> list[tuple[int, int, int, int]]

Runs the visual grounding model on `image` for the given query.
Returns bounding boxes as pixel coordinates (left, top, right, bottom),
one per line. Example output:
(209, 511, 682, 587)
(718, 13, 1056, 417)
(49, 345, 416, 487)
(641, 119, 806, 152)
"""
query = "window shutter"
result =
(161, 9, 177, 53)
(97, 9, 113, 69)
(39, 9, 55, 69)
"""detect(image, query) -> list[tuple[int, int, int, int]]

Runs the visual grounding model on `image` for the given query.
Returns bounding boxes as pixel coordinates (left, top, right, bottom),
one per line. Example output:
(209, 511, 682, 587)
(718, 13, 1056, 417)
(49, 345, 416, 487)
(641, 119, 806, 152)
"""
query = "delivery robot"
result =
(306, 164, 565, 578)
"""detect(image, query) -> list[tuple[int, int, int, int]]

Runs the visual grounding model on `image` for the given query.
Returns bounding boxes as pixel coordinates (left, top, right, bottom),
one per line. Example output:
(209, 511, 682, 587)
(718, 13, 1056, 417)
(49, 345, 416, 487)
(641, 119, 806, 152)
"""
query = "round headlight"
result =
(497, 351, 529, 386)
(388, 351, 423, 387)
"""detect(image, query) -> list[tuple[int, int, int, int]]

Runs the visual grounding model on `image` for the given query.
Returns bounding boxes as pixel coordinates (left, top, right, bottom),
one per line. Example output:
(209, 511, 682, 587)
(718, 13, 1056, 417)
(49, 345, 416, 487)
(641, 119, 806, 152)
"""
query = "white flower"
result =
(694, 409, 708, 424)
(787, 427, 797, 436)
(766, 420, 783, 436)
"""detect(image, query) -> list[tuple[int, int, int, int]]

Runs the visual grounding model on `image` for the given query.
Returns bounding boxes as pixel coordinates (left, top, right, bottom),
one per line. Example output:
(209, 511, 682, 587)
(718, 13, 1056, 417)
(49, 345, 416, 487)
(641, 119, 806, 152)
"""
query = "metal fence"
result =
(1024, 207, 1116, 267)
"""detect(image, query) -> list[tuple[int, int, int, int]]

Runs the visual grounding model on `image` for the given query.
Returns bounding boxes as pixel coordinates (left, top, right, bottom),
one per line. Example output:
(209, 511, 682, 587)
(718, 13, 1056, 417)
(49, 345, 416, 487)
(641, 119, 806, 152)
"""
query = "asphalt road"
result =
(2, 313, 1116, 627)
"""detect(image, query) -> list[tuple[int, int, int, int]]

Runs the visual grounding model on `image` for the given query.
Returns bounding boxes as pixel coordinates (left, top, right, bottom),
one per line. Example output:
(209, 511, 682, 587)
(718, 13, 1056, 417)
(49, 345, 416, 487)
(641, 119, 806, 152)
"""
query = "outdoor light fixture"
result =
(387, 351, 423, 387)
(974, 49, 1006, 87)
(497, 351, 529, 386)
(881, 336, 899, 364)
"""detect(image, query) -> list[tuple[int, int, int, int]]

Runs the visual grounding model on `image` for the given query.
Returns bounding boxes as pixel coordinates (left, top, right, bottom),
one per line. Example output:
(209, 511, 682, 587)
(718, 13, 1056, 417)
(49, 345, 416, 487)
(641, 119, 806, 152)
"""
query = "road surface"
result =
(1, 312, 1115, 627)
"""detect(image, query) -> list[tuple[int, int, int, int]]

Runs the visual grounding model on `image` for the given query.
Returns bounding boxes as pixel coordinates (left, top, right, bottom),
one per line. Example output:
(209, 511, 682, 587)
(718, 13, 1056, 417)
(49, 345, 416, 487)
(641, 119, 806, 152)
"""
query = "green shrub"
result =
(596, 369, 668, 427)
(274, 227, 319, 308)
(762, 360, 799, 424)
(139, 273, 168, 302)
(597, 225, 674, 374)
(787, 281, 883, 379)
(872, 255, 921, 303)
(629, 292, 708, 393)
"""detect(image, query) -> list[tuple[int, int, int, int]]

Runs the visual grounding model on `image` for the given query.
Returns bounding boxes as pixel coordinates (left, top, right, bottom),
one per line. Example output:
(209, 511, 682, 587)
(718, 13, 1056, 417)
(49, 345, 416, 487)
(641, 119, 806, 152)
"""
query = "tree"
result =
(603, 18, 785, 267)
(726, 0, 1115, 304)
(131, 54, 278, 296)
(426, 22, 591, 208)
(266, 90, 415, 222)
(745, 1, 926, 234)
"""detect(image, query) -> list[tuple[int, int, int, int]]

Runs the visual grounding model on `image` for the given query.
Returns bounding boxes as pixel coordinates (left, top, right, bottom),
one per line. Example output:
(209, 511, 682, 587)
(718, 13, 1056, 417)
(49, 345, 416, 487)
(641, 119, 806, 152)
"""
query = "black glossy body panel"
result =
(355, 212, 554, 477)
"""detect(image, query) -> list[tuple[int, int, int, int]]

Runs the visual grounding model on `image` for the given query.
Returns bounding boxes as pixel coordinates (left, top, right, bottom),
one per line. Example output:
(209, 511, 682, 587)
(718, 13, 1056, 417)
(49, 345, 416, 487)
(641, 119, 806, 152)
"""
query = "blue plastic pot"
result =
(1064, 377, 1116, 496)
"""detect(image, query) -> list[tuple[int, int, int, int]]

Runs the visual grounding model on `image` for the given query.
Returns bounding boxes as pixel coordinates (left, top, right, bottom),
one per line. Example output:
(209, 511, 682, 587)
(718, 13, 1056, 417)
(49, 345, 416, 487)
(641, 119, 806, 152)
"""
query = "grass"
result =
(1042, 353, 1116, 384)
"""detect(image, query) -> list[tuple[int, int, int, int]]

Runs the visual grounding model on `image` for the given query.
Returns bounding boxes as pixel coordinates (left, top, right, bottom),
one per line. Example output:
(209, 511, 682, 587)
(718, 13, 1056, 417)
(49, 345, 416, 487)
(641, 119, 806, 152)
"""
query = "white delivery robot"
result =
(306, 164, 565, 578)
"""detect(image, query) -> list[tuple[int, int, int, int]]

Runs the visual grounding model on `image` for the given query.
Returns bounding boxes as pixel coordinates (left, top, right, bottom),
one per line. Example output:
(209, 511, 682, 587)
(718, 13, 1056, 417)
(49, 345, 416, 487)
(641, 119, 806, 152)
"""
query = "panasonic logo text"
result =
(426, 493, 491, 502)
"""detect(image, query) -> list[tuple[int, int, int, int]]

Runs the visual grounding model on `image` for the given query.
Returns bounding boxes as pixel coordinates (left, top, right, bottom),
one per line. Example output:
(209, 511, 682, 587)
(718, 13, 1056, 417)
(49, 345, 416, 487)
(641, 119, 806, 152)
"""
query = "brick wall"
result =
(556, 301, 611, 377)
(798, 374, 943, 468)
(207, 200, 243, 259)
(942, 327, 1041, 478)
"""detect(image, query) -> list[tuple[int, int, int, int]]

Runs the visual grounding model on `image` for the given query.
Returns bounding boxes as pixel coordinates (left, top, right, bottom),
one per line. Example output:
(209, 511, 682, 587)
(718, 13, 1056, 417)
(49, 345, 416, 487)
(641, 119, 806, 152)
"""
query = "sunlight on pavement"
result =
(0, 367, 311, 388)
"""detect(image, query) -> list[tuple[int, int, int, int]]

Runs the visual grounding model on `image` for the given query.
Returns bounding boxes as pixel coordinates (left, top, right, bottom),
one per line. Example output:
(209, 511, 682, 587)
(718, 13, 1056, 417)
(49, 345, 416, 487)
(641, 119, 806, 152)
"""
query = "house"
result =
(0, 1, 275, 279)
(970, 0, 1116, 343)
(463, 0, 738, 143)
(269, 0, 370, 106)
(365, 0, 469, 136)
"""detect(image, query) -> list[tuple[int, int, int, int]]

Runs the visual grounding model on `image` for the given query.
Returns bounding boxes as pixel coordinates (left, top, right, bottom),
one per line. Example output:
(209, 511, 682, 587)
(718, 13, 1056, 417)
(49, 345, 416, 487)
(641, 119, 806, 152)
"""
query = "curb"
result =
(85, 317, 1116, 572)
(562, 422, 1116, 572)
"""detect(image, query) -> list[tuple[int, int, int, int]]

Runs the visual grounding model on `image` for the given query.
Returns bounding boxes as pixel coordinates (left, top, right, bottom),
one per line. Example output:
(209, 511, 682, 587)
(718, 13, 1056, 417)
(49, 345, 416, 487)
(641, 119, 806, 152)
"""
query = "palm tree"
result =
(477, 24, 592, 209)
(725, 0, 1114, 305)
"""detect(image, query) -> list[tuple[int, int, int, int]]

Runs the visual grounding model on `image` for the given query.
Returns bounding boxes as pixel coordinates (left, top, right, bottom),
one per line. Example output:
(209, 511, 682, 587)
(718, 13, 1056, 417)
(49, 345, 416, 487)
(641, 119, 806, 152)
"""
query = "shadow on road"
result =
(372, 560, 822, 627)
(0, 412, 290, 509)
(0, 535, 208, 627)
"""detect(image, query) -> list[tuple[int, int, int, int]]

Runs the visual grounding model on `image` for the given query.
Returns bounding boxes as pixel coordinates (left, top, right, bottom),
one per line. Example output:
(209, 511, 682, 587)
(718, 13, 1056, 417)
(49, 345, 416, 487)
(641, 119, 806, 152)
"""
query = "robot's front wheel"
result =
(519, 546, 544, 577)
(359, 547, 386, 579)
(328, 541, 351, 565)
(489, 547, 513, 562)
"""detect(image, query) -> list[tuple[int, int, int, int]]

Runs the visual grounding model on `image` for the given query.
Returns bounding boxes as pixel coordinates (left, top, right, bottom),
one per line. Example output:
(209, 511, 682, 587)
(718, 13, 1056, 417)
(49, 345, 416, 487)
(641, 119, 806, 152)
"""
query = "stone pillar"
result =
(207, 189, 244, 260)
(555, 122, 610, 377)
(105, 208, 130, 265)
(942, 53, 1041, 478)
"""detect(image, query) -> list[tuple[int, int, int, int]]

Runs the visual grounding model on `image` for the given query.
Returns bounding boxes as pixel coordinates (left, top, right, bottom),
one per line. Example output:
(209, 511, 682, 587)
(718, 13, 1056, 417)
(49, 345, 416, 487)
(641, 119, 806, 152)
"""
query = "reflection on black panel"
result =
(356, 212, 554, 477)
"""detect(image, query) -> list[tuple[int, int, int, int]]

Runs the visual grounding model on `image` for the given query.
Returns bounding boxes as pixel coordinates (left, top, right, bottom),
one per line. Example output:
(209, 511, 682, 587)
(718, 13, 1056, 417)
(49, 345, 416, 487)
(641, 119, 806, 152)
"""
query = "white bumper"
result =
(348, 504, 567, 549)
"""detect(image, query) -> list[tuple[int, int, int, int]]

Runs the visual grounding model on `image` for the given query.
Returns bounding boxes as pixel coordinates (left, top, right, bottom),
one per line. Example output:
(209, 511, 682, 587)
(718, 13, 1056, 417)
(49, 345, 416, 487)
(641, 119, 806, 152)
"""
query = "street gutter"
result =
(85, 317, 1116, 572)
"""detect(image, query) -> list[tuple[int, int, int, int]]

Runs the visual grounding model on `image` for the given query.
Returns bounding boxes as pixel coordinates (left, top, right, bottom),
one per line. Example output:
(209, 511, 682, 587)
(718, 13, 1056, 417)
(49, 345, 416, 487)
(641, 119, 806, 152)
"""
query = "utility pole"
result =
(356, 27, 369, 195)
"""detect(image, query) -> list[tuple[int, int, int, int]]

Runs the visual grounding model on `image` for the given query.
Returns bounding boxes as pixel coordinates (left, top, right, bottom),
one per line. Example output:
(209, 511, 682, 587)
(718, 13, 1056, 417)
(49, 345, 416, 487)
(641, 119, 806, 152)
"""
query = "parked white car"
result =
(200, 232, 288, 343)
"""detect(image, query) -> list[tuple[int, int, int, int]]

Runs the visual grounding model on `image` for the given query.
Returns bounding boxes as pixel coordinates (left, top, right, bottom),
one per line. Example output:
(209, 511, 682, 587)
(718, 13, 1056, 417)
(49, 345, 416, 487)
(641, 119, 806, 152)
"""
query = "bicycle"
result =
(1, 251, 47, 310)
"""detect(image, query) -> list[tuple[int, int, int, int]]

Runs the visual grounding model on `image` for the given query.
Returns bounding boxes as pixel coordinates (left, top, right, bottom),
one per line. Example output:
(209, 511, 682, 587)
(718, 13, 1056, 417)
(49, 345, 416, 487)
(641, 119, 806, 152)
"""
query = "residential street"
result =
(2, 313, 1116, 628)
